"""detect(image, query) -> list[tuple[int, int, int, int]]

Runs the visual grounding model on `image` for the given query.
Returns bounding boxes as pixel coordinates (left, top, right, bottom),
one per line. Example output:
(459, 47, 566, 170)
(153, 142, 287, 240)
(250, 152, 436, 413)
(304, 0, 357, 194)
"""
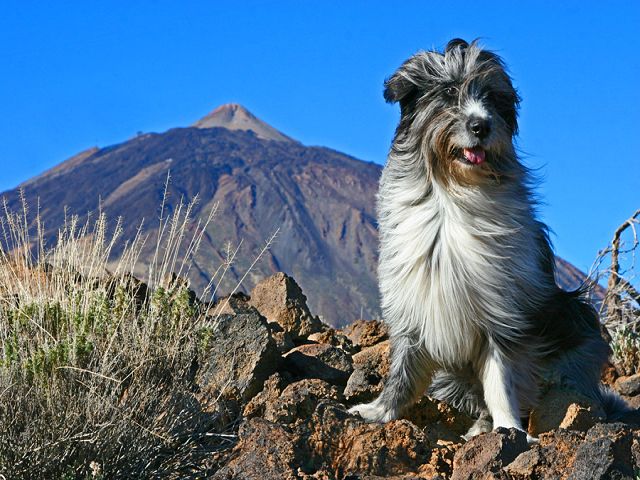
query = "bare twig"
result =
(605, 209, 640, 325)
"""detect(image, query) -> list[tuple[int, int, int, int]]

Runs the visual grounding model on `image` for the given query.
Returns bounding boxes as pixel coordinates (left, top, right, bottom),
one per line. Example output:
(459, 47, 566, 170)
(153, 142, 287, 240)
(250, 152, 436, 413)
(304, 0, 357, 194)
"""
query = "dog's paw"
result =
(526, 433, 538, 444)
(462, 415, 493, 441)
(348, 401, 396, 423)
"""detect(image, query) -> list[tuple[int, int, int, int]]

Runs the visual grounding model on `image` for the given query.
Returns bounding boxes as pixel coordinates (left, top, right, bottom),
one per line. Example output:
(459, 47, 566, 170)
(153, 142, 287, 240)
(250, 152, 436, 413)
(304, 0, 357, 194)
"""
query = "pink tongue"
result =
(463, 147, 486, 165)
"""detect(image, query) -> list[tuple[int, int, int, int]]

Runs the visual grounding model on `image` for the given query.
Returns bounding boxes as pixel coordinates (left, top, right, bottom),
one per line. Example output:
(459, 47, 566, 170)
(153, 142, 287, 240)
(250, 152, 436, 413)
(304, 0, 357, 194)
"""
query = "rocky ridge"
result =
(203, 272, 640, 479)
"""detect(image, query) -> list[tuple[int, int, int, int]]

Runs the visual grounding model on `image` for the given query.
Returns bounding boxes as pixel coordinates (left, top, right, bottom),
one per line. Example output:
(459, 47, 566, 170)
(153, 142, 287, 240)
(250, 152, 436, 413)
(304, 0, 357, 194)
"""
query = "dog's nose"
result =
(467, 117, 490, 139)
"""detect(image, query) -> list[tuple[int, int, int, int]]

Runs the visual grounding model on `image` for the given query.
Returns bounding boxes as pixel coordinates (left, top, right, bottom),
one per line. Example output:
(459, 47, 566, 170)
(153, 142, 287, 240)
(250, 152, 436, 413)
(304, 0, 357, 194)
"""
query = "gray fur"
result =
(349, 39, 630, 438)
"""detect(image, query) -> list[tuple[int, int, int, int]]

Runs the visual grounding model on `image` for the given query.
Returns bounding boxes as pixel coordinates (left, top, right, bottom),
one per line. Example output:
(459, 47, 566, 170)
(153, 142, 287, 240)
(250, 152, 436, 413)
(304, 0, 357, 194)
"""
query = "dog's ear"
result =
(383, 53, 430, 105)
(383, 71, 415, 105)
(445, 38, 469, 53)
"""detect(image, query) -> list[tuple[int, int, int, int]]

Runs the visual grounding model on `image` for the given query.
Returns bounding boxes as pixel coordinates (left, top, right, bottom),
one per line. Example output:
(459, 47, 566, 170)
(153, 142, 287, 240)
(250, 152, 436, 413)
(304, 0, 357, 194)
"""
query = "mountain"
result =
(1, 105, 600, 326)
(192, 103, 296, 143)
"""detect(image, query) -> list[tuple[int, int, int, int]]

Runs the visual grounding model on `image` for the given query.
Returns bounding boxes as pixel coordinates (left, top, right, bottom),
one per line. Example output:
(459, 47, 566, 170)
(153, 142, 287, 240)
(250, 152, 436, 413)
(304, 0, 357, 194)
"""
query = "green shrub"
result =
(611, 326, 640, 377)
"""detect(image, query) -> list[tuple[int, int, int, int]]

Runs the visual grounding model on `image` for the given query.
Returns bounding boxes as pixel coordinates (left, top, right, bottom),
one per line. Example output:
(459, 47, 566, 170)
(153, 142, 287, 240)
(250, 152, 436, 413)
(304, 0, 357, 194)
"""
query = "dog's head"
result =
(385, 39, 521, 186)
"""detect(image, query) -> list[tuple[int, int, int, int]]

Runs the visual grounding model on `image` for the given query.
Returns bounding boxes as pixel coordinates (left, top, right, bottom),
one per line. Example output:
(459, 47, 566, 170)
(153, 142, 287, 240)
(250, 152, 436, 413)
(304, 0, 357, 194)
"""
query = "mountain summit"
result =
(192, 103, 295, 143)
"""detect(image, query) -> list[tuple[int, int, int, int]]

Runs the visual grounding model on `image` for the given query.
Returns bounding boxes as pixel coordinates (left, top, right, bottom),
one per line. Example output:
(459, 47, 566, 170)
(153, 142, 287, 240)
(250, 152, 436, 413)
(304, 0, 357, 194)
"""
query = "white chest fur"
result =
(377, 176, 545, 367)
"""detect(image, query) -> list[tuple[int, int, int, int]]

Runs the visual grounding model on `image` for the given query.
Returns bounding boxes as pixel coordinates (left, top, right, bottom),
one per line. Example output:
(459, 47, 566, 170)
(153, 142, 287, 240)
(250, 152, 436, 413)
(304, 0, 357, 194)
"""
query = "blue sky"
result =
(0, 1, 638, 273)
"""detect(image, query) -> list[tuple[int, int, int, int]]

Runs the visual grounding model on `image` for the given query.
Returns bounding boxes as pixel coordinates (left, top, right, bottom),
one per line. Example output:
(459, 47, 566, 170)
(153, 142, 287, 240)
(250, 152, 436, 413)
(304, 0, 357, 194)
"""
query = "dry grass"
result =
(0, 180, 274, 478)
(590, 209, 640, 376)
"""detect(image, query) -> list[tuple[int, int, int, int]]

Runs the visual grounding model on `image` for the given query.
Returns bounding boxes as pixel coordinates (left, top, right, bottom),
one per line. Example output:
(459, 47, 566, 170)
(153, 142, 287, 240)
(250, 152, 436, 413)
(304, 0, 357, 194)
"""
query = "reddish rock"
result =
(505, 424, 637, 479)
(261, 379, 342, 425)
(209, 292, 253, 316)
(341, 319, 388, 349)
(306, 401, 444, 478)
(249, 272, 324, 341)
(632, 437, 640, 472)
(622, 394, 640, 409)
(344, 340, 390, 403)
(615, 373, 640, 396)
(451, 428, 528, 480)
(283, 343, 353, 386)
(212, 418, 302, 480)
(504, 447, 542, 478)
(601, 362, 618, 387)
(197, 311, 279, 407)
(195, 274, 640, 479)
(568, 423, 635, 479)
(308, 328, 355, 354)
(559, 403, 603, 432)
(528, 387, 605, 436)
(505, 428, 584, 479)
(267, 321, 296, 353)
(243, 373, 286, 419)
(403, 396, 473, 444)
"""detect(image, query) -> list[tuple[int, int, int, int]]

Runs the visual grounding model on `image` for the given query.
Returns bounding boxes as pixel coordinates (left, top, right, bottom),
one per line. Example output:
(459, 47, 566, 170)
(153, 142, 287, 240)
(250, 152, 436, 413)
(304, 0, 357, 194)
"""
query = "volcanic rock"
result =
(504, 423, 637, 479)
(451, 428, 528, 480)
(243, 373, 287, 420)
(244, 376, 342, 426)
(559, 403, 604, 432)
(568, 423, 635, 479)
(307, 329, 355, 354)
(340, 319, 388, 349)
(616, 373, 640, 396)
(602, 362, 619, 386)
(197, 311, 279, 407)
(505, 428, 584, 479)
(250, 272, 324, 341)
(209, 292, 253, 316)
(403, 396, 474, 443)
(157, 273, 640, 477)
(528, 386, 605, 435)
(622, 394, 640, 410)
(344, 340, 390, 403)
(304, 401, 447, 478)
(283, 343, 353, 386)
(212, 418, 302, 480)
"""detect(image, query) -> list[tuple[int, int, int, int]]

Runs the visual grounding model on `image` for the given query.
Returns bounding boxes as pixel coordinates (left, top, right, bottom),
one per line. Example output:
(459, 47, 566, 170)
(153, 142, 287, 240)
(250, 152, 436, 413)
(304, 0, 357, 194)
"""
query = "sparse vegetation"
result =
(0, 180, 274, 478)
(592, 209, 640, 376)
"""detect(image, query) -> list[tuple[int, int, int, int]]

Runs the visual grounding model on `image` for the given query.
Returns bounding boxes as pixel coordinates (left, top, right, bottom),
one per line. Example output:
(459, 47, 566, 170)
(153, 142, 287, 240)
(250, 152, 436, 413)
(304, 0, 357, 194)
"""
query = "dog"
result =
(349, 39, 629, 439)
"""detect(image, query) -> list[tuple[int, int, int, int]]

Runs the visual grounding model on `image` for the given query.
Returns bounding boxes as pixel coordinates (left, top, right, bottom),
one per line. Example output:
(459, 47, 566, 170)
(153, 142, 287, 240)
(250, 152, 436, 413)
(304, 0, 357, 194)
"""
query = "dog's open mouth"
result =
(458, 146, 486, 165)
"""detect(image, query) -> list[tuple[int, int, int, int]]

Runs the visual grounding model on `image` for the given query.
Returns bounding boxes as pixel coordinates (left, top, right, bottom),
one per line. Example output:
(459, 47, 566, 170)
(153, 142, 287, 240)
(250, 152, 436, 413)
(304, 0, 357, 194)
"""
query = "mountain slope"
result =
(1, 105, 599, 326)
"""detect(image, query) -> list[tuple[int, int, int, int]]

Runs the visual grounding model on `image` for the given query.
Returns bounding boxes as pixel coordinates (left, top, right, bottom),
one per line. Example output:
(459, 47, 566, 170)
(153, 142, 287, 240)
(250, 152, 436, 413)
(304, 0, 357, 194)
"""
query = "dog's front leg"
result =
(349, 334, 435, 422)
(480, 345, 524, 432)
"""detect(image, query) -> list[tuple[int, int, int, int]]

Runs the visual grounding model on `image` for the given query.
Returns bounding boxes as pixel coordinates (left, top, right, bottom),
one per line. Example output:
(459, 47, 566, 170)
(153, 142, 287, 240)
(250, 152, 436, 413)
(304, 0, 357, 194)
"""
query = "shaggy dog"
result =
(349, 39, 629, 439)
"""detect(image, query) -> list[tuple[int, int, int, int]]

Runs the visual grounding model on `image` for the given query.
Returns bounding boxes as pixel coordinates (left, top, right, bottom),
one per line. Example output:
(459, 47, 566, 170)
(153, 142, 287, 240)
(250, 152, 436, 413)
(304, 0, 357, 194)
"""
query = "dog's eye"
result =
(444, 86, 458, 98)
